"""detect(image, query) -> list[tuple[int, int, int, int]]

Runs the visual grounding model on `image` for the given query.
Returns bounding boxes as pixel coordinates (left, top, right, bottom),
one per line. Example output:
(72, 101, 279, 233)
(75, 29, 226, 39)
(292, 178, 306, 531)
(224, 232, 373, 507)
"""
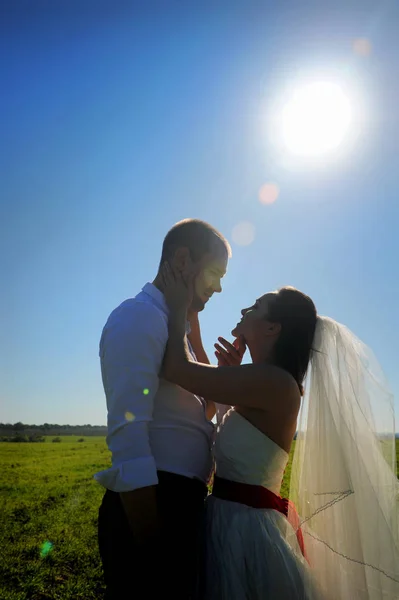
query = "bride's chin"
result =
(231, 326, 239, 337)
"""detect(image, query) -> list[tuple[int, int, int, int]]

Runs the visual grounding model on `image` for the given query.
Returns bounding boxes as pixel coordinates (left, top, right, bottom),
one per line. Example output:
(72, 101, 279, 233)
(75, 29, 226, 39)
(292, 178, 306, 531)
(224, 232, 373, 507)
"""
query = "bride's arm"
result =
(164, 308, 299, 411)
(187, 312, 216, 420)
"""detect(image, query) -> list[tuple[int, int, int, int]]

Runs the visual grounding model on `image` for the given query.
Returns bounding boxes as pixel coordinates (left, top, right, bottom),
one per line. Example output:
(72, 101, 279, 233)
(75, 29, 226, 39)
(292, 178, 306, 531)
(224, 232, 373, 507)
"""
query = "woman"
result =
(160, 263, 399, 600)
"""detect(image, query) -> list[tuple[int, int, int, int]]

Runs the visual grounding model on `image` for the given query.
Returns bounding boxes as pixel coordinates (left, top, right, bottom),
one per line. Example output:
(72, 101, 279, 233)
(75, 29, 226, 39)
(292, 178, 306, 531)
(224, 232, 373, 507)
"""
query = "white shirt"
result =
(94, 283, 215, 492)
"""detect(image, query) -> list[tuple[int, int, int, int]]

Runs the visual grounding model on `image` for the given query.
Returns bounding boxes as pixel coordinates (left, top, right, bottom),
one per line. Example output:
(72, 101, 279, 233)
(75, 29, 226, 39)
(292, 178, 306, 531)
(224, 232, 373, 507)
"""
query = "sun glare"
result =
(280, 81, 352, 158)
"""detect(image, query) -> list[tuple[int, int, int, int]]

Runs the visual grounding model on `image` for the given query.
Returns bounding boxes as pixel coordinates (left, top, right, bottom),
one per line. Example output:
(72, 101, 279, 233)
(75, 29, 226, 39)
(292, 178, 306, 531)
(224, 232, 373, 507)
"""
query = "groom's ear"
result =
(172, 247, 191, 271)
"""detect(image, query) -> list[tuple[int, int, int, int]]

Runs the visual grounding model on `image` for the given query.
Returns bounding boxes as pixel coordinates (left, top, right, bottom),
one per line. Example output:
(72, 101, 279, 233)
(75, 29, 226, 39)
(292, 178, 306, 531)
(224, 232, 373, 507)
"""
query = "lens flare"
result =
(353, 38, 372, 57)
(258, 183, 279, 205)
(40, 541, 53, 558)
(232, 222, 255, 246)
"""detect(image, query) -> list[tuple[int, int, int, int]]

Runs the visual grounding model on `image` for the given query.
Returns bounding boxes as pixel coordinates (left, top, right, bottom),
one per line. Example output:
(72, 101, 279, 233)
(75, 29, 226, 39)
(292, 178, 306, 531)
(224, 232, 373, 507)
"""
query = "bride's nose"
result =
(241, 308, 247, 316)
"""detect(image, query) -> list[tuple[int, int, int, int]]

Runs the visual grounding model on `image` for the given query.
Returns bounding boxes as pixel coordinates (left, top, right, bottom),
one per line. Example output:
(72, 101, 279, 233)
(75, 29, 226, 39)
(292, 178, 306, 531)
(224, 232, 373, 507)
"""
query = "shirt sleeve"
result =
(94, 300, 168, 492)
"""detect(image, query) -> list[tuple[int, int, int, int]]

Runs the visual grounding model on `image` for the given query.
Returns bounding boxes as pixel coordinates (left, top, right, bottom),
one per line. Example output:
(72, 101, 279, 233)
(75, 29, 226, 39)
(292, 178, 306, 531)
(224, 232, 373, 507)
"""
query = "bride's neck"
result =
(248, 344, 274, 365)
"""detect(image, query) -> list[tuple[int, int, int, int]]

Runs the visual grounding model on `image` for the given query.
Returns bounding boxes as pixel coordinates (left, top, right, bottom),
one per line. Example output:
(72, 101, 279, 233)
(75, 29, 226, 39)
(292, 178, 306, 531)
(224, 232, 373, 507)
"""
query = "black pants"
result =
(98, 471, 207, 600)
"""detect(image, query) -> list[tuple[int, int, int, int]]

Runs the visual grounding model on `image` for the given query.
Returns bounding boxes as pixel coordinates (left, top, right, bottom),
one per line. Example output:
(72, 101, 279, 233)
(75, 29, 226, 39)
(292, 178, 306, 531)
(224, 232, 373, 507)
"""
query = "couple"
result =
(95, 219, 399, 599)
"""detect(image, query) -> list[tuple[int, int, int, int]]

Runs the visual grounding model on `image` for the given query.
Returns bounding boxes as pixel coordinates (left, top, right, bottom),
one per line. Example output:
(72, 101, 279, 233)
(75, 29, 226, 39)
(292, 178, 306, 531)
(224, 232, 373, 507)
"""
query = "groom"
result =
(95, 219, 231, 599)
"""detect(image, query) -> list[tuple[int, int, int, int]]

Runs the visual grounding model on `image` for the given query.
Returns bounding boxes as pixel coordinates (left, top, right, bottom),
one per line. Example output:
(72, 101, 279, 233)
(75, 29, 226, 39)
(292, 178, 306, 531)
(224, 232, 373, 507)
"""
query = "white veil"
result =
(288, 317, 399, 599)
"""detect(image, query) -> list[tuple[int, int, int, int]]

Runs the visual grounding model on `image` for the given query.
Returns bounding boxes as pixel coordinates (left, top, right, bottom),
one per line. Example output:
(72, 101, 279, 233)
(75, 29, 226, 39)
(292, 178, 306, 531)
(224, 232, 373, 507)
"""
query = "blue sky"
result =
(1, 1, 398, 427)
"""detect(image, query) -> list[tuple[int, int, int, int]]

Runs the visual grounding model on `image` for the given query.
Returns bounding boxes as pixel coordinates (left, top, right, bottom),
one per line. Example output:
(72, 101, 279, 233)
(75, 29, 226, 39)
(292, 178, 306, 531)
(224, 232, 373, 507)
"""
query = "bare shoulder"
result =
(250, 363, 301, 413)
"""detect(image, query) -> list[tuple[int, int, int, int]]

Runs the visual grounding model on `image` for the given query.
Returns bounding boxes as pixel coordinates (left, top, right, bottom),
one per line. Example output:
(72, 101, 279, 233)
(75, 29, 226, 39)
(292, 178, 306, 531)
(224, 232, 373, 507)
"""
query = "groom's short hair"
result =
(160, 219, 231, 265)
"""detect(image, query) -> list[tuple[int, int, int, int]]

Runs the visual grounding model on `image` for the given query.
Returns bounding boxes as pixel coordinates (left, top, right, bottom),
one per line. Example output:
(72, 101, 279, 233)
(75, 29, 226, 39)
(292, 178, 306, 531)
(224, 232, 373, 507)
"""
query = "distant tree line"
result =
(0, 422, 107, 442)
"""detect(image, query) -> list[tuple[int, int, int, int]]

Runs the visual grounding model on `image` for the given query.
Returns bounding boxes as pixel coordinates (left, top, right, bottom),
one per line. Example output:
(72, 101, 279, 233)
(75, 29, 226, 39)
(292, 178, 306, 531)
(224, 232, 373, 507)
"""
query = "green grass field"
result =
(0, 437, 110, 600)
(1, 437, 398, 600)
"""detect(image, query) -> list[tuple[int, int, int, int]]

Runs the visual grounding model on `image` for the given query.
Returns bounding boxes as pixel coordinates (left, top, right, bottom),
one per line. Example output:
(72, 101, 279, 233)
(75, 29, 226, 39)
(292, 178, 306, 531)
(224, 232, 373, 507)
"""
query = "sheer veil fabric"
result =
(288, 317, 399, 599)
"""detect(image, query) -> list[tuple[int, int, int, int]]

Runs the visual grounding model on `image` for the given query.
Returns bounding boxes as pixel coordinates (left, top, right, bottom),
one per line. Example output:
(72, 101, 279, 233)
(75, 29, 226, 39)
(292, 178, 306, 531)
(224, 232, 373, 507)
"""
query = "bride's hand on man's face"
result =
(160, 261, 197, 312)
(214, 336, 246, 367)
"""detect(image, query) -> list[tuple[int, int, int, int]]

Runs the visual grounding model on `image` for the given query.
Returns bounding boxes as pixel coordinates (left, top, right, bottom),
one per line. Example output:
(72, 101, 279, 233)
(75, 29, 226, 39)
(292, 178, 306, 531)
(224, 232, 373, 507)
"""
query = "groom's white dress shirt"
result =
(94, 283, 215, 492)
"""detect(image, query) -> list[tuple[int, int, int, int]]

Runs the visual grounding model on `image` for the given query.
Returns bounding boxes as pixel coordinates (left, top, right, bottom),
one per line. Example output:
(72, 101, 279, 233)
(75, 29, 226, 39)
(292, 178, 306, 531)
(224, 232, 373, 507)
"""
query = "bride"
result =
(160, 263, 399, 599)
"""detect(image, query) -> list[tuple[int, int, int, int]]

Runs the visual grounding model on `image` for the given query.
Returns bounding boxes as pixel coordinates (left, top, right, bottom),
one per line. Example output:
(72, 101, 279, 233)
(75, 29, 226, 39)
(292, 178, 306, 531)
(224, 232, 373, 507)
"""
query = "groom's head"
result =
(159, 219, 231, 312)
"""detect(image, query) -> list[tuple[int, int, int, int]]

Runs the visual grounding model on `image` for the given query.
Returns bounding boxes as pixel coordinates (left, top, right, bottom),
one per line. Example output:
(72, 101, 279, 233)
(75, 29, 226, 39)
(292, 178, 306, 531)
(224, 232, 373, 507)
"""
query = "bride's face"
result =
(231, 293, 277, 342)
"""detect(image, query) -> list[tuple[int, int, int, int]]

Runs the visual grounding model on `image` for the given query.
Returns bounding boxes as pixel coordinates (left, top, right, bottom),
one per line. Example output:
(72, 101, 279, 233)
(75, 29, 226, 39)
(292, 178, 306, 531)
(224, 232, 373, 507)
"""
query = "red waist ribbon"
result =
(212, 475, 307, 562)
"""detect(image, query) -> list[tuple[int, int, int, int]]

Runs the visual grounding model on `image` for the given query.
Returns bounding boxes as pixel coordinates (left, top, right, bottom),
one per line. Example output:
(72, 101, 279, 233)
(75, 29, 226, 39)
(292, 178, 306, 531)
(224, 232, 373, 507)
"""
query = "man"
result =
(95, 219, 231, 599)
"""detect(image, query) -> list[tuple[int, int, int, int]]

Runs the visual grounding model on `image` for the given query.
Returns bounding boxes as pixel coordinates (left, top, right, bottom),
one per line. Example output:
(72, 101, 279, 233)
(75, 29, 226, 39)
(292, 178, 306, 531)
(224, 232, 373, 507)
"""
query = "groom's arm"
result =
(99, 301, 167, 544)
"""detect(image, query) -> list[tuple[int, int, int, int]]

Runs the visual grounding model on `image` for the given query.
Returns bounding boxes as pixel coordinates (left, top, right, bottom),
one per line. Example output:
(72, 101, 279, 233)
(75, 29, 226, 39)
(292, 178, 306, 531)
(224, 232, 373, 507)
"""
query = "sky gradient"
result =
(1, 1, 398, 427)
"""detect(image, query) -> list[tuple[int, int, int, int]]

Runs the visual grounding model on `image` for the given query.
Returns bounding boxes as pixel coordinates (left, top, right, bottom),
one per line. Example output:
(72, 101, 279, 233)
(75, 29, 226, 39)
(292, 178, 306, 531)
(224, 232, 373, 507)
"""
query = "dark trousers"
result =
(98, 471, 207, 600)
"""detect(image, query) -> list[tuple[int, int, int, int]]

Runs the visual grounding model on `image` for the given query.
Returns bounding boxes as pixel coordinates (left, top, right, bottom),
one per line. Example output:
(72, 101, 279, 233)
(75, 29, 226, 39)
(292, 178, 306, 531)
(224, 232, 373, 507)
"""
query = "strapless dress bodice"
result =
(214, 409, 289, 494)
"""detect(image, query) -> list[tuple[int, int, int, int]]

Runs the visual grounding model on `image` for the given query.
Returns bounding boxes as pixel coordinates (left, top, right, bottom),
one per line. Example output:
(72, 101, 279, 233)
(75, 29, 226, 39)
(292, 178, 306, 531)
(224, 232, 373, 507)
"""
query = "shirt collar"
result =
(142, 282, 191, 334)
(142, 282, 168, 313)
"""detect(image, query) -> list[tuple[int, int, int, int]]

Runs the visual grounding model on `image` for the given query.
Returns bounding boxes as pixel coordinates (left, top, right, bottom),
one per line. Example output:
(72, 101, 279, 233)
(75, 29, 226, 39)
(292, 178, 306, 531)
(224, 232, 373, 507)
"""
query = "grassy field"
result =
(1, 437, 398, 600)
(0, 437, 110, 600)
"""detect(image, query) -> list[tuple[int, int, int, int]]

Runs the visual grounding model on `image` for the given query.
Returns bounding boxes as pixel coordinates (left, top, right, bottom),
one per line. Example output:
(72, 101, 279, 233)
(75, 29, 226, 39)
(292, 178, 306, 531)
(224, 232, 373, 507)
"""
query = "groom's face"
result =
(191, 248, 228, 312)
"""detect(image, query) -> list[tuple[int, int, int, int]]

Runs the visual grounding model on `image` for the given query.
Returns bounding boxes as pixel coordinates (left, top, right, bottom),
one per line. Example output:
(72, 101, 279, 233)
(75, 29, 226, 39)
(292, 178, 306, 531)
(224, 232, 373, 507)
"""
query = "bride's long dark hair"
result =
(267, 286, 317, 395)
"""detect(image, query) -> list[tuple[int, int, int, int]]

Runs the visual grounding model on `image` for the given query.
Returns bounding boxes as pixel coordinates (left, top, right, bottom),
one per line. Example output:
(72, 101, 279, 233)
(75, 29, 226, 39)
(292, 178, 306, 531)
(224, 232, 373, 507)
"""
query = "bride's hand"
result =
(159, 261, 196, 313)
(214, 336, 246, 367)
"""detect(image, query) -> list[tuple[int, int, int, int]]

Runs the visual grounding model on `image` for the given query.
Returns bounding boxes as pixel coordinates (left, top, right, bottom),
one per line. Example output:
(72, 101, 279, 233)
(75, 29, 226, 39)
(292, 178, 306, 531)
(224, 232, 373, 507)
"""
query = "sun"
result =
(280, 81, 353, 158)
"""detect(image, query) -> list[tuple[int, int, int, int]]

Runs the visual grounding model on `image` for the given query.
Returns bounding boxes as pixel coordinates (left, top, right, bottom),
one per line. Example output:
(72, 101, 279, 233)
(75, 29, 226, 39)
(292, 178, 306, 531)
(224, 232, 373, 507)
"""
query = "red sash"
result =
(212, 475, 307, 562)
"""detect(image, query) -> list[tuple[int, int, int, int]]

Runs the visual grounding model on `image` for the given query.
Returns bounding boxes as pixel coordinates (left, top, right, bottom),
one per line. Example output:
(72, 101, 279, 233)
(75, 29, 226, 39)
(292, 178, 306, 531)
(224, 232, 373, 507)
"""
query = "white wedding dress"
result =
(203, 318, 399, 599)
(203, 409, 324, 600)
